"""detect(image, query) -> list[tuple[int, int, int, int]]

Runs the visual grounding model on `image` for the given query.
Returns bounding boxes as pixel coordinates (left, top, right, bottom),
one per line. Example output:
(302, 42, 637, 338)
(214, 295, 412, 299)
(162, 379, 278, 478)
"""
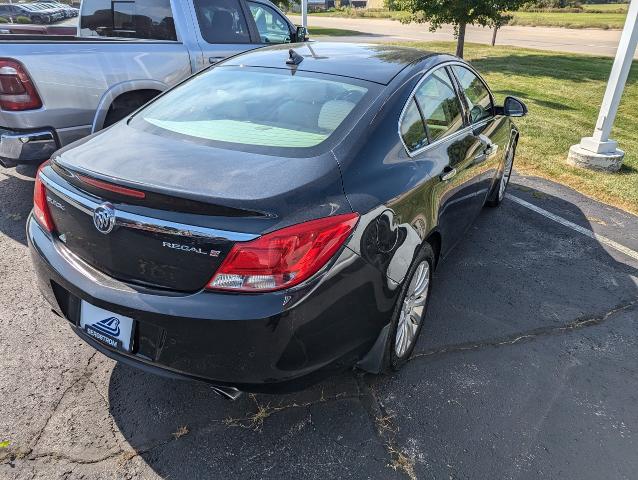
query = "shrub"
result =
(0, 17, 8, 24)
(16, 16, 31, 24)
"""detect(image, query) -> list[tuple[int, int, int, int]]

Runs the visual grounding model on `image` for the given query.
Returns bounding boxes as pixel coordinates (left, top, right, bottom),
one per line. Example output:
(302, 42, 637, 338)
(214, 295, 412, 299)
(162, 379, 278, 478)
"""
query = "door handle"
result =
(209, 56, 225, 64)
(440, 167, 457, 182)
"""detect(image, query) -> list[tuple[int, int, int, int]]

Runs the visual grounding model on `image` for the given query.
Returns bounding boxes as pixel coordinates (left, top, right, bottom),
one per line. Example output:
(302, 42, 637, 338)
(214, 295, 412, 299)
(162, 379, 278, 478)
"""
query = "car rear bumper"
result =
(28, 215, 398, 393)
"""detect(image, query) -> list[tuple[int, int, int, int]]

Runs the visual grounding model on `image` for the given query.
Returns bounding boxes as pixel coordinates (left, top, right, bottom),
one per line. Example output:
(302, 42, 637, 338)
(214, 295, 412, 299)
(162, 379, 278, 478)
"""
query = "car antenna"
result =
(286, 49, 304, 66)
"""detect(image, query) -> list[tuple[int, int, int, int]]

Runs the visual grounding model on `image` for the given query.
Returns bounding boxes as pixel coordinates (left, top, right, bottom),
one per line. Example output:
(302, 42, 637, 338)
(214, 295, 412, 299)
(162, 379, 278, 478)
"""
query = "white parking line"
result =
(507, 194, 638, 262)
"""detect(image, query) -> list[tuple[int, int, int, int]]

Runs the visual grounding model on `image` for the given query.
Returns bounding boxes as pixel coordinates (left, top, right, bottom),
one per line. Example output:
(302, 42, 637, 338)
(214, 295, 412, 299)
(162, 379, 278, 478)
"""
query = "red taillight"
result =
(33, 161, 55, 233)
(76, 174, 146, 199)
(0, 59, 42, 111)
(207, 213, 360, 292)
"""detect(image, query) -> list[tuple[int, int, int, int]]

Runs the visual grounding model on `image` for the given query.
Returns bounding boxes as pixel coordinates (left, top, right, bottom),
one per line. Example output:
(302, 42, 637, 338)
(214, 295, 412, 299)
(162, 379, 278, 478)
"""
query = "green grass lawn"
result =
(582, 3, 629, 13)
(310, 7, 628, 30)
(509, 11, 627, 29)
(393, 41, 638, 214)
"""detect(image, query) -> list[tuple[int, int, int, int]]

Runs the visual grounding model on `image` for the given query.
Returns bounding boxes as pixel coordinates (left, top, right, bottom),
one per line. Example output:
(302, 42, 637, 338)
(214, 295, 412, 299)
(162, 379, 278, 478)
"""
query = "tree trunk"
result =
(456, 22, 467, 58)
(492, 25, 499, 47)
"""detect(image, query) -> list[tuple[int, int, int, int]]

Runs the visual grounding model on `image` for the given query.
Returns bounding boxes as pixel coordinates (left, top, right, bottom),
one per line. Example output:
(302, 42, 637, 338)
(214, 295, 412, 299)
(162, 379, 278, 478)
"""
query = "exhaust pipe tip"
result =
(210, 385, 242, 401)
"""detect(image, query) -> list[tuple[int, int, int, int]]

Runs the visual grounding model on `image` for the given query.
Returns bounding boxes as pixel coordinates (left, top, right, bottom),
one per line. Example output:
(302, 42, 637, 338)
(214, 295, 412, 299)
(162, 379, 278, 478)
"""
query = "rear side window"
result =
(400, 99, 427, 152)
(452, 65, 493, 124)
(80, 0, 177, 40)
(193, 0, 250, 44)
(131, 67, 372, 152)
(247, 1, 291, 44)
(414, 69, 464, 143)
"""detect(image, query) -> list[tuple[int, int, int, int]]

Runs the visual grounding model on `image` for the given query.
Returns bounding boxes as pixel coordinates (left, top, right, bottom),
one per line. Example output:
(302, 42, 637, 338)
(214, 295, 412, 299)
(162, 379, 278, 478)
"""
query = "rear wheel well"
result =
(425, 231, 441, 269)
(103, 89, 161, 128)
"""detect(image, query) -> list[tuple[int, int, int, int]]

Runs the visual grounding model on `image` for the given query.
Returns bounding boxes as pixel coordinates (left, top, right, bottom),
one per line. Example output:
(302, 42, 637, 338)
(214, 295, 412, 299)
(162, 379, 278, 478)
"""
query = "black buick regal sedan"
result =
(28, 43, 527, 397)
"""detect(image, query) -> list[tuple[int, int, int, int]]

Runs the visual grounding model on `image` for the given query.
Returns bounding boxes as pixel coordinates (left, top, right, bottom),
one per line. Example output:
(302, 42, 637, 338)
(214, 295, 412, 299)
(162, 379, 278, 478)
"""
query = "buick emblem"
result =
(93, 203, 116, 234)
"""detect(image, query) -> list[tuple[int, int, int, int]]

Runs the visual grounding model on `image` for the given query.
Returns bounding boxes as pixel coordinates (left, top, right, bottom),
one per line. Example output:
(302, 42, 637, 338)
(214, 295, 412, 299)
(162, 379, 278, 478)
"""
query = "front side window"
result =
(247, 2, 291, 44)
(414, 69, 464, 143)
(193, 0, 250, 44)
(131, 67, 372, 153)
(452, 65, 493, 124)
(80, 0, 176, 40)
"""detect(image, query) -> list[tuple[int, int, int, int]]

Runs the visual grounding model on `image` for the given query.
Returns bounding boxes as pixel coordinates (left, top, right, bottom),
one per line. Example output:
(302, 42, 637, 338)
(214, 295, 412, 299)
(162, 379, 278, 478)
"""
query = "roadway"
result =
(292, 16, 636, 58)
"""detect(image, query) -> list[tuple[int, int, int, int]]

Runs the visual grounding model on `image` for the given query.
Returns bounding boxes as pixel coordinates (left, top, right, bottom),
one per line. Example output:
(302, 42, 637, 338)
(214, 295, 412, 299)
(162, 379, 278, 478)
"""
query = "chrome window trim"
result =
(40, 172, 259, 242)
(397, 61, 495, 158)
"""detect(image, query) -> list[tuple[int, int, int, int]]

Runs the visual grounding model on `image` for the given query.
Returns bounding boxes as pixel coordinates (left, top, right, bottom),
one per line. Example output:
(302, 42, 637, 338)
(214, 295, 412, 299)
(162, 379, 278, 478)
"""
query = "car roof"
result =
(223, 42, 437, 85)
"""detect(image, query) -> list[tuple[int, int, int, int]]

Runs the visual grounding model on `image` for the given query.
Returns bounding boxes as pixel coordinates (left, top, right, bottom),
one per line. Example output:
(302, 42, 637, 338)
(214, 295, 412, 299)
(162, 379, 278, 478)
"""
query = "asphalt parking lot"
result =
(1, 164, 637, 480)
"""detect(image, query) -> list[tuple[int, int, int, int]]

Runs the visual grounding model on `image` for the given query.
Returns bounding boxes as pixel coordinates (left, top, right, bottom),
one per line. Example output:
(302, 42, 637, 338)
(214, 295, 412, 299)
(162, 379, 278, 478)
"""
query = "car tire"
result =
(486, 140, 517, 208)
(382, 242, 435, 372)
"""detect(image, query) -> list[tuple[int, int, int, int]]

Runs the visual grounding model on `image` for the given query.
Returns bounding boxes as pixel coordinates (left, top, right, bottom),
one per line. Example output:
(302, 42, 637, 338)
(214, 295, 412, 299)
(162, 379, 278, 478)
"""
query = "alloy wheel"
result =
(395, 261, 431, 358)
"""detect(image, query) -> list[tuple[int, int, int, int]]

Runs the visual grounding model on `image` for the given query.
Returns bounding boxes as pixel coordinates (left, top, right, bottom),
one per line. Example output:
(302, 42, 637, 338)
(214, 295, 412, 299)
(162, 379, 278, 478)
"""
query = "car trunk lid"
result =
(41, 124, 349, 292)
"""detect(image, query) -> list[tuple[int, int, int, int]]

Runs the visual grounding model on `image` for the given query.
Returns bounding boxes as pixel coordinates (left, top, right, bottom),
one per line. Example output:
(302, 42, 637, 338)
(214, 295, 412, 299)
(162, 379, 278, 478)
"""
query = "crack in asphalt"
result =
(0, 352, 98, 466)
(222, 391, 361, 431)
(7, 391, 367, 469)
(410, 299, 638, 361)
(29, 352, 98, 452)
(306, 408, 390, 468)
(3, 301, 635, 474)
(355, 374, 417, 480)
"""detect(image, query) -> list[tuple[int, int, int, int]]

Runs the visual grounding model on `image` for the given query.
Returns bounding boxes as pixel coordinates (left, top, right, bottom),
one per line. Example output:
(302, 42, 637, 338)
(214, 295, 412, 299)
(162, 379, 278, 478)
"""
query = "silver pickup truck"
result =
(0, 0, 306, 166)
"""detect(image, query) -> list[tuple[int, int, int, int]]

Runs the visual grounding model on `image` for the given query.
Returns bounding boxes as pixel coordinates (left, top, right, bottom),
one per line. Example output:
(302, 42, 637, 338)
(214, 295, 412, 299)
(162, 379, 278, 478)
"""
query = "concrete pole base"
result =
(567, 144, 625, 172)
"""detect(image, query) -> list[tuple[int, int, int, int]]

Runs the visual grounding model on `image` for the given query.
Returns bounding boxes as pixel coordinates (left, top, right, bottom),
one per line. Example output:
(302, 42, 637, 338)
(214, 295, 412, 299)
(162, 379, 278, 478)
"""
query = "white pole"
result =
(568, 0, 638, 171)
(302, 0, 308, 29)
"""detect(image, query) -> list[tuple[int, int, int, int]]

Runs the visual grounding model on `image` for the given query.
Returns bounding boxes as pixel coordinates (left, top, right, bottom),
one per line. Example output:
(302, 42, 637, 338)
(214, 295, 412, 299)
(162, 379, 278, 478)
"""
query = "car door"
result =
(402, 66, 483, 255)
(450, 64, 510, 204)
(245, 1, 293, 45)
(190, 0, 260, 71)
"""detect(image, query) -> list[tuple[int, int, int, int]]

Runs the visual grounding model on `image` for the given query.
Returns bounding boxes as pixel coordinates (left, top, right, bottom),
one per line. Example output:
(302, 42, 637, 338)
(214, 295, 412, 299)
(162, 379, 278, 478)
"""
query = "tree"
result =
(394, 0, 528, 58)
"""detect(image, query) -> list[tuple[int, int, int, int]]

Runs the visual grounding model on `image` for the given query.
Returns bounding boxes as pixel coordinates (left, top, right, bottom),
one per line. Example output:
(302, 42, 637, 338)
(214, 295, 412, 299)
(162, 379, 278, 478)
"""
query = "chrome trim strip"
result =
(397, 61, 496, 159)
(40, 173, 259, 242)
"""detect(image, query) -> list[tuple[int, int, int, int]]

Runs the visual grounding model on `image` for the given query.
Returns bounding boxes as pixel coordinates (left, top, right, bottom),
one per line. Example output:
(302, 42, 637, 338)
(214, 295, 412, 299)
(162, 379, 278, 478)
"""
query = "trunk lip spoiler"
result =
(39, 172, 259, 242)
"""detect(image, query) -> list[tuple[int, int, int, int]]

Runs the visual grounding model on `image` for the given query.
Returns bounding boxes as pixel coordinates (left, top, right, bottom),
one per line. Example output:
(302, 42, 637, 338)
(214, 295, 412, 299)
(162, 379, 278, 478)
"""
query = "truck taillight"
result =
(207, 213, 360, 293)
(0, 59, 42, 111)
(33, 161, 54, 233)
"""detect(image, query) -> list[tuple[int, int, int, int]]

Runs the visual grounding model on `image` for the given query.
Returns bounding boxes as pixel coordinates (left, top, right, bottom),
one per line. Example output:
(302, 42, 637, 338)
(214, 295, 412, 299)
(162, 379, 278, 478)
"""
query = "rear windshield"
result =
(130, 66, 376, 154)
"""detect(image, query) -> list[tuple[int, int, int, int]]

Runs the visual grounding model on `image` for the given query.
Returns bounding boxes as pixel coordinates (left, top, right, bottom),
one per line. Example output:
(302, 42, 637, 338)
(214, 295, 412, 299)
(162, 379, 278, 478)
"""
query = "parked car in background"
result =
(39, 1, 79, 18)
(28, 43, 527, 397)
(0, 0, 307, 167)
(0, 3, 52, 24)
(36, 2, 69, 18)
(22, 3, 65, 22)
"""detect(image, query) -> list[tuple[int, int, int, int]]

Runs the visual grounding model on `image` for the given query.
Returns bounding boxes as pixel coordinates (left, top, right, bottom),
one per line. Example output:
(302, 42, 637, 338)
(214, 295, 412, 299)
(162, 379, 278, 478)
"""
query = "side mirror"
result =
(294, 25, 309, 43)
(503, 96, 528, 117)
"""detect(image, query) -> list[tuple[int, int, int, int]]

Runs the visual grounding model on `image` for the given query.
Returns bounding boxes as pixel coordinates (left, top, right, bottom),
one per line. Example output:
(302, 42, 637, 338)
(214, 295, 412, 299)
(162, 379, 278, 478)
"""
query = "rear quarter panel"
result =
(336, 67, 441, 286)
